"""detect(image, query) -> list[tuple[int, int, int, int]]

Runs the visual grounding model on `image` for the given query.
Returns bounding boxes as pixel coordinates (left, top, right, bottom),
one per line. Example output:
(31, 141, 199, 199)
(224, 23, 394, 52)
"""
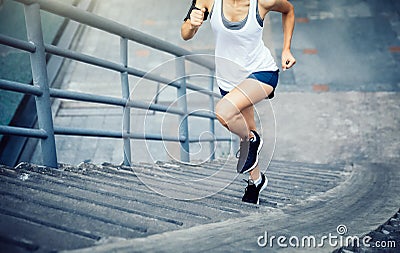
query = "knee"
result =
(215, 99, 235, 127)
(215, 100, 228, 127)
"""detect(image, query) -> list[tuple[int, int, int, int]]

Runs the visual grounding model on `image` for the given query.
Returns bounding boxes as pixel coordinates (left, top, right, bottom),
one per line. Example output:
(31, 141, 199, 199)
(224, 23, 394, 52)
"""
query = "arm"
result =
(181, 0, 209, 41)
(264, 0, 296, 70)
(181, 8, 206, 41)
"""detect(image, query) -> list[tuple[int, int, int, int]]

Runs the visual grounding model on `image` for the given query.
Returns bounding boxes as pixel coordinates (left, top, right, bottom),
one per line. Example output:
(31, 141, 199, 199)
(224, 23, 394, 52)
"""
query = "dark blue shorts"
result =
(219, 70, 279, 99)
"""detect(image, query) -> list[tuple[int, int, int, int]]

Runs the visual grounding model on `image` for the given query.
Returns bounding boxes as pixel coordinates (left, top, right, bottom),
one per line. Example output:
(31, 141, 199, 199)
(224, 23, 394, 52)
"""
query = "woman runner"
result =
(181, 0, 295, 204)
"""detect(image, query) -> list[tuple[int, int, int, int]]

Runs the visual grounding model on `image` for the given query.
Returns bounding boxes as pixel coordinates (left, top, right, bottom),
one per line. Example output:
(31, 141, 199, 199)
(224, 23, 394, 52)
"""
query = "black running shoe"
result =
(238, 130, 263, 174)
(242, 173, 268, 205)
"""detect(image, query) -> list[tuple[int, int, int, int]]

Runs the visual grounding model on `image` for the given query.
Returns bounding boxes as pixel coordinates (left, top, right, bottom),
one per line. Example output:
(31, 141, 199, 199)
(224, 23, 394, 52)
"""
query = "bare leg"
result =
(241, 106, 261, 181)
(242, 106, 256, 133)
(215, 79, 273, 138)
(215, 79, 273, 179)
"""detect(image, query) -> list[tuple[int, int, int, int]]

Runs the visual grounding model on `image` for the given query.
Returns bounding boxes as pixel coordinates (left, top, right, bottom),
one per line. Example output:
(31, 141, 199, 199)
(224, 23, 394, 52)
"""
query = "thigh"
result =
(222, 78, 274, 112)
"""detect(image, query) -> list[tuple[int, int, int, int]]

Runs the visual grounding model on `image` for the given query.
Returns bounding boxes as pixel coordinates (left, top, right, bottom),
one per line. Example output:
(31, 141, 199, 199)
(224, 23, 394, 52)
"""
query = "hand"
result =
(281, 49, 296, 71)
(189, 7, 206, 29)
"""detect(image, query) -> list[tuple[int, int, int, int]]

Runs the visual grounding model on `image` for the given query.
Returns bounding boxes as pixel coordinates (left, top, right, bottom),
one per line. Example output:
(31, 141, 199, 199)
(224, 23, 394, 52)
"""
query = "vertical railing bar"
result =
(24, 3, 58, 168)
(176, 57, 190, 162)
(208, 70, 216, 161)
(120, 37, 131, 166)
(152, 82, 161, 115)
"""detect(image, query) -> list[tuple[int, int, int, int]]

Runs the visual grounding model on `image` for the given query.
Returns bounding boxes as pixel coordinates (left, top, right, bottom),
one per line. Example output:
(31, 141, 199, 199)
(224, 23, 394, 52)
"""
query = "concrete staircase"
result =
(1, 158, 398, 252)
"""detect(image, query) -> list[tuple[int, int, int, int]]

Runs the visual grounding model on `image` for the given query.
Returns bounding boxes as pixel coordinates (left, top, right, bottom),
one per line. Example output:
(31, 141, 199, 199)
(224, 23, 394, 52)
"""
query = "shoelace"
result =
(243, 179, 255, 186)
(243, 179, 257, 195)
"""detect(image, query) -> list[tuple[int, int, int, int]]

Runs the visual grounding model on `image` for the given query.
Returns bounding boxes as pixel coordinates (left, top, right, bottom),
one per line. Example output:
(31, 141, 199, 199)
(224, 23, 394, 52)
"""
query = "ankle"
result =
(249, 130, 258, 140)
(250, 171, 261, 181)
(249, 133, 254, 141)
(252, 174, 262, 186)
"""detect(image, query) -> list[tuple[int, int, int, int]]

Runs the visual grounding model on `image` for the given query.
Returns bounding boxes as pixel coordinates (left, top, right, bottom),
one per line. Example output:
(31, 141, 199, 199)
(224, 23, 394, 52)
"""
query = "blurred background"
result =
(0, 0, 399, 167)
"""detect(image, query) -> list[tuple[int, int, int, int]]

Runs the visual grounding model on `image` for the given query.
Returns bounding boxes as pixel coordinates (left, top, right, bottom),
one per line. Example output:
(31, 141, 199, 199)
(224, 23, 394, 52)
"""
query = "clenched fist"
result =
(281, 49, 296, 71)
(190, 7, 206, 29)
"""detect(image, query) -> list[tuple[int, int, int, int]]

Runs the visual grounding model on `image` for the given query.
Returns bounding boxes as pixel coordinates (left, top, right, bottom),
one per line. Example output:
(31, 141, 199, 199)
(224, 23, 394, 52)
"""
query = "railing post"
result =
(120, 37, 131, 166)
(176, 57, 190, 162)
(208, 70, 216, 160)
(24, 3, 57, 168)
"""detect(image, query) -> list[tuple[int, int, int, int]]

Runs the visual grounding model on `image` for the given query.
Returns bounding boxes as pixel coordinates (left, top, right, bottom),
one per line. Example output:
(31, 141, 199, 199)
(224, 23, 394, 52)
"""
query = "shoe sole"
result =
(240, 137, 264, 174)
(236, 140, 250, 173)
(256, 176, 268, 205)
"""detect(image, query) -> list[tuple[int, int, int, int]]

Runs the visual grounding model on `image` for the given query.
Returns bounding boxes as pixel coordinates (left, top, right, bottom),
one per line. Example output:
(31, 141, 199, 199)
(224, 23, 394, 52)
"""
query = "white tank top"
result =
(210, 0, 278, 91)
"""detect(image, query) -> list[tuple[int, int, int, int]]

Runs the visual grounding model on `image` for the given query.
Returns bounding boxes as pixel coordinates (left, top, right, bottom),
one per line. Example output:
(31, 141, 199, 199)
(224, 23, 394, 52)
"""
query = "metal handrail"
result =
(14, 0, 215, 69)
(0, 34, 36, 52)
(0, 0, 230, 168)
(0, 34, 221, 98)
